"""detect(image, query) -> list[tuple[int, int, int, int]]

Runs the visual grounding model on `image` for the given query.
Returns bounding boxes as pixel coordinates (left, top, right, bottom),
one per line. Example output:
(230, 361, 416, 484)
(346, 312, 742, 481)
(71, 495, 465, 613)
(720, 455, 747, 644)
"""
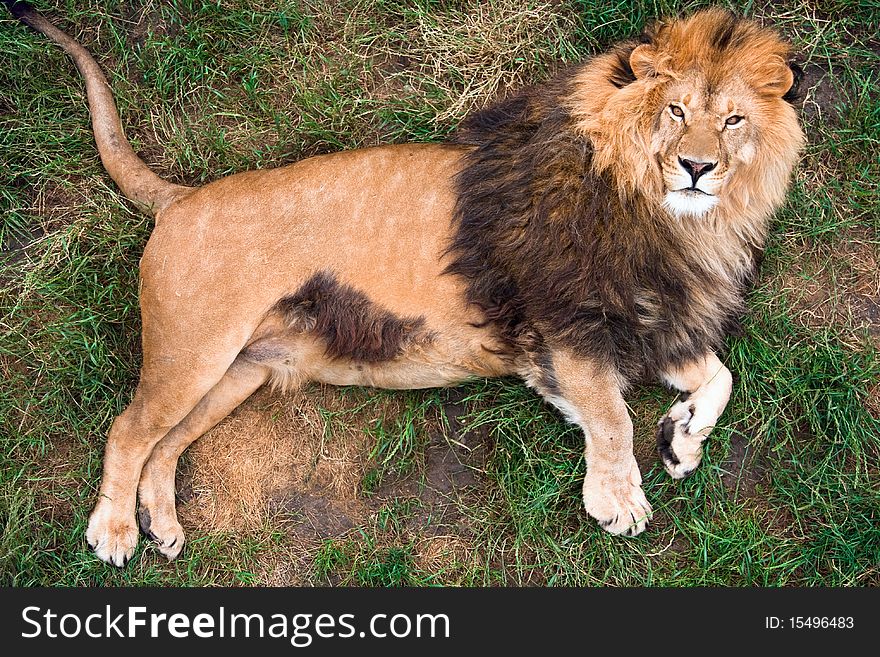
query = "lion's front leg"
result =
(657, 352, 733, 479)
(525, 351, 652, 536)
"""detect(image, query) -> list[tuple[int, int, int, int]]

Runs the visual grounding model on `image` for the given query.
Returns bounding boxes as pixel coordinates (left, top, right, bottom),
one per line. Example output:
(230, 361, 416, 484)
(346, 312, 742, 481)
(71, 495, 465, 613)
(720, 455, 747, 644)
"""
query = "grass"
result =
(1, 0, 878, 586)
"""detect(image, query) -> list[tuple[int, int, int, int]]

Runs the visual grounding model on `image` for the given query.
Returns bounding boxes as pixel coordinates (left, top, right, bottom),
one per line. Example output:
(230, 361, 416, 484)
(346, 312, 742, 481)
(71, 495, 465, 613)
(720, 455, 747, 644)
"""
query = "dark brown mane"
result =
(446, 67, 751, 383)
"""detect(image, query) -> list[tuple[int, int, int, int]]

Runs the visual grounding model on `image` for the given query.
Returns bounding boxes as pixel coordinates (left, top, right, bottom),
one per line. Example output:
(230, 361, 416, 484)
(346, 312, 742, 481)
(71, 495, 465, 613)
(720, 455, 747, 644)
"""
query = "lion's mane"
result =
(446, 10, 802, 383)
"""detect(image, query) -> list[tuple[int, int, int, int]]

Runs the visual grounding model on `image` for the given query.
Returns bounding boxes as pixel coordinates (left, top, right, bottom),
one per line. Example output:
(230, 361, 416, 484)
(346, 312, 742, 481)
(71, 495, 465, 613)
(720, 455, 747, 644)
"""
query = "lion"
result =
(5, 3, 803, 566)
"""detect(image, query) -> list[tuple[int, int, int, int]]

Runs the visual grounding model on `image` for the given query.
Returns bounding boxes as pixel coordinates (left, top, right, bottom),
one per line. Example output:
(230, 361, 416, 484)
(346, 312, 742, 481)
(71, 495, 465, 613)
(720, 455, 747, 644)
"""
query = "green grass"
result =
(1, 0, 878, 586)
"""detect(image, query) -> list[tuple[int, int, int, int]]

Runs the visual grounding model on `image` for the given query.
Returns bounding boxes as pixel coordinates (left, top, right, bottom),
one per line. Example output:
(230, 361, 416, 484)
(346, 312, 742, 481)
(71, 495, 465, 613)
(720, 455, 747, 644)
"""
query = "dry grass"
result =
(182, 386, 382, 532)
(178, 383, 486, 585)
(354, 0, 582, 122)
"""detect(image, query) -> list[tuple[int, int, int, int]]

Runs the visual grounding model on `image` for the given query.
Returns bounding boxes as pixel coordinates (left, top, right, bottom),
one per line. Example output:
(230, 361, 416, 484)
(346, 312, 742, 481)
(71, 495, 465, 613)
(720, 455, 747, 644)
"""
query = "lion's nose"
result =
(678, 157, 717, 186)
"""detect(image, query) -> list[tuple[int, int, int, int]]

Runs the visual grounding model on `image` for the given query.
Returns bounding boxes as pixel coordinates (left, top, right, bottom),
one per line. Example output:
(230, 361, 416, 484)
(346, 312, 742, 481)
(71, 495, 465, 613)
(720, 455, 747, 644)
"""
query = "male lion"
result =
(5, 3, 803, 566)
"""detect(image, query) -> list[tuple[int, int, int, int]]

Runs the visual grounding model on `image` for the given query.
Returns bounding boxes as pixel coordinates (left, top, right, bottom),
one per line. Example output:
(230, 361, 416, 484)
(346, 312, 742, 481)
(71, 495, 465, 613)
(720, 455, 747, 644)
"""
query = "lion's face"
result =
(571, 9, 804, 228)
(652, 75, 766, 218)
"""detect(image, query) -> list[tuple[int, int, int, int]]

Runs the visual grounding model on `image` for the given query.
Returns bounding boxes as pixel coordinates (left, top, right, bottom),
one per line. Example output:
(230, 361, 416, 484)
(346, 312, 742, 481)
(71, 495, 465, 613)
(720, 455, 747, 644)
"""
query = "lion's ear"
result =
(782, 61, 803, 103)
(758, 56, 797, 99)
(630, 18, 671, 79)
(629, 44, 658, 78)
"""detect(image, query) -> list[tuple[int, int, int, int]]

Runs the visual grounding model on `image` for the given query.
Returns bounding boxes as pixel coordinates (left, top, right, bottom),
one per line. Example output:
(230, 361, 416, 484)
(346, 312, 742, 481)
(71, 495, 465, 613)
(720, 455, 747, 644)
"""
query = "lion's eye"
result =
(669, 105, 685, 120)
(725, 115, 744, 126)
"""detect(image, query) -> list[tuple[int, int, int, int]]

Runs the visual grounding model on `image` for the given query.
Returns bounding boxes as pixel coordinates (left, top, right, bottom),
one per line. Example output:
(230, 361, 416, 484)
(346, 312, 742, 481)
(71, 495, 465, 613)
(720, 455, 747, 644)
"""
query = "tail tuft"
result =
(3, 1, 34, 19)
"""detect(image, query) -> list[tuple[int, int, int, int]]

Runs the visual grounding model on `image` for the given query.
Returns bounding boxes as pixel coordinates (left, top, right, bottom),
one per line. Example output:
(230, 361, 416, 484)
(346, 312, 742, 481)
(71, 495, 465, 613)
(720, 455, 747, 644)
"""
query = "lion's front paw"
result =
(582, 463, 652, 537)
(656, 400, 704, 479)
(137, 506, 186, 561)
(86, 502, 138, 567)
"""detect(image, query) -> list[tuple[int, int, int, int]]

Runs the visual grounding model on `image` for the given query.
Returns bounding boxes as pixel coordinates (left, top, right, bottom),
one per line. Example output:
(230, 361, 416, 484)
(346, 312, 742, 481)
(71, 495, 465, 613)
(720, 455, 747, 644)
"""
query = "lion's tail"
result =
(5, 1, 191, 216)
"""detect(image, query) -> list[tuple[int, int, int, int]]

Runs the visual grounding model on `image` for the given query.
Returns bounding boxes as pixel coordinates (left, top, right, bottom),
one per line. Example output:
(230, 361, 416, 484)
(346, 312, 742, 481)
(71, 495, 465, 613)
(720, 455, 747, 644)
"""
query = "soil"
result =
(780, 229, 880, 349)
(123, 2, 178, 50)
(720, 431, 767, 500)
(176, 383, 493, 583)
(797, 62, 842, 126)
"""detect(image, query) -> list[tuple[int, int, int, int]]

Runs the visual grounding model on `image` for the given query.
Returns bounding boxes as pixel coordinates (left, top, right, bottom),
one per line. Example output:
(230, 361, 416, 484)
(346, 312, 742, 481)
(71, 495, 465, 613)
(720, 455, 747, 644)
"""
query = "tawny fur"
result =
(5, 3, 803, 566)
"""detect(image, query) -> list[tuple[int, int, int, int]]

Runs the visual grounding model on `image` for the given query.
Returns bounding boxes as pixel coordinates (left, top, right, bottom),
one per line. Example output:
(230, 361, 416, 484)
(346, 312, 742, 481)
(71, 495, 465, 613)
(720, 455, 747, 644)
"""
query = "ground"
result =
(0, 0, 878, 586)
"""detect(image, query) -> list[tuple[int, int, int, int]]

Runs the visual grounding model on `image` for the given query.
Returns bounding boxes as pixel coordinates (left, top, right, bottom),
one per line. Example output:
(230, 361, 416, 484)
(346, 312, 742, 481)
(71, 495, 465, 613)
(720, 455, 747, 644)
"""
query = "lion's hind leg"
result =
(657, 352, 733, 479)
(86, 360, 237, 566)
(136, 353, 281, 560)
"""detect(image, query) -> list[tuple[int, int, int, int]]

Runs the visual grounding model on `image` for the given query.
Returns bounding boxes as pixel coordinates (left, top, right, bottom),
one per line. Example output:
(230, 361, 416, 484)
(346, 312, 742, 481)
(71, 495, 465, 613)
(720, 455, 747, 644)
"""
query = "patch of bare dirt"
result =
(719, 431, 767, 500)
(2, 174, 117, 290)
(179, 385, 371, 534)
(0, 222, 42, 273)
(179, 383, 489, 584)
(0, 175, 91, 254)
(797, 62, 842, 126)
(370, 387, 489, 529)
(28, 433, 91, 529)
(779, 229, 880, 349)
(122, 1, 178, 51)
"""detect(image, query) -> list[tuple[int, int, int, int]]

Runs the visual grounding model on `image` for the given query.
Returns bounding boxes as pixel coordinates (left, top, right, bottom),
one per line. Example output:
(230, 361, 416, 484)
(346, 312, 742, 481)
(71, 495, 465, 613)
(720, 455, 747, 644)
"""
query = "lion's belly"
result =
(312, 342, 508, 389)
(242, 313, 514, 392)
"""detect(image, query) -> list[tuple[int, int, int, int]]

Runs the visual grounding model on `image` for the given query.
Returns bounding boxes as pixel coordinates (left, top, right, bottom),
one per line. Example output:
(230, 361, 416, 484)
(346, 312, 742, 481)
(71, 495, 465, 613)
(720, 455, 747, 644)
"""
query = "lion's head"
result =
(569, 9, 804, 234)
